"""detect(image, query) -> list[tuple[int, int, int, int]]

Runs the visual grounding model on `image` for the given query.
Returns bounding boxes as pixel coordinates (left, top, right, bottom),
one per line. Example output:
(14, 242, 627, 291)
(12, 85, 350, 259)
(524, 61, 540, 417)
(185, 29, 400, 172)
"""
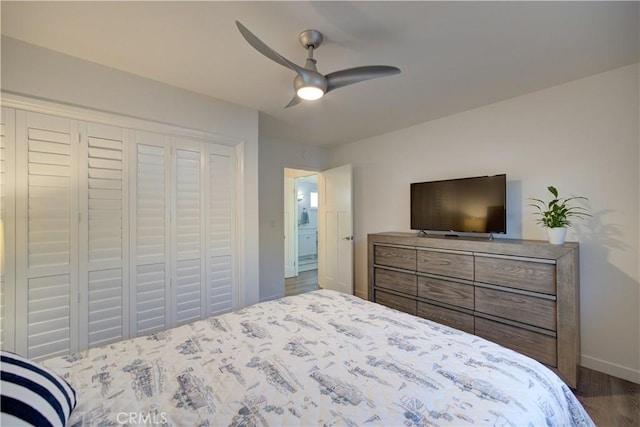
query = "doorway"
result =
(284, 164, 354, 297)
(284, 169, 319, 296)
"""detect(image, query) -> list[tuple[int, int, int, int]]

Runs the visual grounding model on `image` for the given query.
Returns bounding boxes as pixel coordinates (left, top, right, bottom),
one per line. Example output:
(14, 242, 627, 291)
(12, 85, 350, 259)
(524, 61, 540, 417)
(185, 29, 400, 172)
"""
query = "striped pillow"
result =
(1, 351, 77, 427)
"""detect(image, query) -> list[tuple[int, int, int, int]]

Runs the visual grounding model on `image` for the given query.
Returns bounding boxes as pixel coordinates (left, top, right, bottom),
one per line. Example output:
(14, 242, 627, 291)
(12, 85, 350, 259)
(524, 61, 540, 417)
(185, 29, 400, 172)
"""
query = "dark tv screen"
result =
(411, 174, 506, 234)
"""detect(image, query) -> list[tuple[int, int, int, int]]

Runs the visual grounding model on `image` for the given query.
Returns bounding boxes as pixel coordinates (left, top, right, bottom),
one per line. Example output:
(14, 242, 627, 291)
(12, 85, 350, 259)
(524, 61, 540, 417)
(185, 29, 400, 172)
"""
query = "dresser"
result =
(368, 232, 580, 387)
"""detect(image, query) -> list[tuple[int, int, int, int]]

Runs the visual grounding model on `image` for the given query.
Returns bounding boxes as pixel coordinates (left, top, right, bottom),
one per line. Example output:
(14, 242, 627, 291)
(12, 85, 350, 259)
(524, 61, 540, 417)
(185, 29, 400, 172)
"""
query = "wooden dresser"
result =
(368, 232, 580, 387)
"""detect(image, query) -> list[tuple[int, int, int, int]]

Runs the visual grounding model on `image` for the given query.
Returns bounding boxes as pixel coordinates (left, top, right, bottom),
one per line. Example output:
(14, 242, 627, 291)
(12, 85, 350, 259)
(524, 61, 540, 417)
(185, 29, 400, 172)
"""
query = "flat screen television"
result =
(411, 174, 506, 234)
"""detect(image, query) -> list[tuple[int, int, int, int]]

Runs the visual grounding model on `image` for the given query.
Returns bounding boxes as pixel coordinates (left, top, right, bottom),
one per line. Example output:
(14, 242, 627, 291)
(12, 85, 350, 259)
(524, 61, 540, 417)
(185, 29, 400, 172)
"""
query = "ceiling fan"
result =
(235, 21, 401, 108)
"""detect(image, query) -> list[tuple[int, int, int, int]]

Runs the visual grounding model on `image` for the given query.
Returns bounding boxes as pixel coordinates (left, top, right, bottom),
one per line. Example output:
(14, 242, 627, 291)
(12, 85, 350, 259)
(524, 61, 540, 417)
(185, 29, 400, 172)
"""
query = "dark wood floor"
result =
(283, 272, 639, 425)
(574, 366, 639, 426)
(285, 269, 319, 296)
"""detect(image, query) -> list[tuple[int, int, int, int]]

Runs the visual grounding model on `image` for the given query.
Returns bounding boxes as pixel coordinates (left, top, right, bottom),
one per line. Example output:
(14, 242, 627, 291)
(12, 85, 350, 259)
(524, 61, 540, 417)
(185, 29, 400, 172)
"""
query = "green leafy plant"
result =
(529, 186, 590, 228)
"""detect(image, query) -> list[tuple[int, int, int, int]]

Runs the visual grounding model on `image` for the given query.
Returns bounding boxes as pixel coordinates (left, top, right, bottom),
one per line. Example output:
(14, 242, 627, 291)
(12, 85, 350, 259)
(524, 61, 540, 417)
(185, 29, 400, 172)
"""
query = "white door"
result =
(204, 143, 236, 317)
(318, 164, 353, 294)
(283, 172, 297, 278)
(171, 138, 237, 323)
(79, 122, 129, 349)
(171, 138, 204, 327)
(15, 111, 80, 360)
(130, 130, 171, 337)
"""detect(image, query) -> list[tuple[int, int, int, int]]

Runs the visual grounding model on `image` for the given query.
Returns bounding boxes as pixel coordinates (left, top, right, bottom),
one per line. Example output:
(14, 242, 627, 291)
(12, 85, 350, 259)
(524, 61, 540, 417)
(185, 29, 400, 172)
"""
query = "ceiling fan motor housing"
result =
(298, 29, 323, 49)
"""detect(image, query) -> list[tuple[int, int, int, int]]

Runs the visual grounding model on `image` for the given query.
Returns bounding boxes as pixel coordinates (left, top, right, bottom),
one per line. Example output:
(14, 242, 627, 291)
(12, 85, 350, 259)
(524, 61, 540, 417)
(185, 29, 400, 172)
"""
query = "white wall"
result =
(258, 135, 329, 302)
(329, 64, 640, 383)
(1, 36, 261, 307)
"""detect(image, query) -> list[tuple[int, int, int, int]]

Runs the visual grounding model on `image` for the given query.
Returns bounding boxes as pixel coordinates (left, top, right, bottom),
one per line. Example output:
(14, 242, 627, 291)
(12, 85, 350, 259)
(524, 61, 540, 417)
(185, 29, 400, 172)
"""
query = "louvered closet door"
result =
(131, 131, 171, 336)
(79, 122, 129, 349)
(206, 144, 236, 316)
(172, 138, 205, 326)
(15, 111, 79, 360)
(1, 107, 16, 352)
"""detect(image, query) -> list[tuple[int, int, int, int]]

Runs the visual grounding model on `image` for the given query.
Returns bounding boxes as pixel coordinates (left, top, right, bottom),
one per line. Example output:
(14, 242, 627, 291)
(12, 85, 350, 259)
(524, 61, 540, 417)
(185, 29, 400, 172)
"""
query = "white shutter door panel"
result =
(1, 107, 16, 352)
(209, 255, 232, 314)
(173, 141, 203, 326)
(175, 149, 201, 260)
(27, 124, 72, 268)
(136, 144, 167, 265)
(88, 269, 123, 346)
(131, 131, 170, 336)
(15, 110, 78, 360)
(80, 122, 128, 349)
(135, 263, 166, 334)
(175, 259, 201, 324)
(27, 274, 71, 358)
(207, 145, 235, 316)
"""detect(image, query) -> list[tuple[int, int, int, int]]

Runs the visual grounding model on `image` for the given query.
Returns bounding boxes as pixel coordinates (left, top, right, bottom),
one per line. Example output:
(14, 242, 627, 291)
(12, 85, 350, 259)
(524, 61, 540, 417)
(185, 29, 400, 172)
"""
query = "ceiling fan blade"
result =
(235, 21, 306, 75)
(285, 95, 303, 109)
(325, 66, 401, 93)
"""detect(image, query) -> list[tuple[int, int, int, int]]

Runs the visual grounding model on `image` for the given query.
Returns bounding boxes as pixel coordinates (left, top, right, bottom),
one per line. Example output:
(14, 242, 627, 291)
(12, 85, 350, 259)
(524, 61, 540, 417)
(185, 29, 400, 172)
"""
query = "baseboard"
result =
(581, 354, 640, 384)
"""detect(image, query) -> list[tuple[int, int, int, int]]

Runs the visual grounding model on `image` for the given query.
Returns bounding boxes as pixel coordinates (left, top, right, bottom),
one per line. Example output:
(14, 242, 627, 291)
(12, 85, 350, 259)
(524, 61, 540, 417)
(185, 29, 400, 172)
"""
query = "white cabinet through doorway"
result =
(298, 228, 317, 258)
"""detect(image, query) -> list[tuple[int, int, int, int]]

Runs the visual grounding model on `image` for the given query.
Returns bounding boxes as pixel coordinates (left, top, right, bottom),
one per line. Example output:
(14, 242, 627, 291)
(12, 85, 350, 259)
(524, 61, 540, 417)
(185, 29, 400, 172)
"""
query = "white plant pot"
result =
(547, 227, 567, 245)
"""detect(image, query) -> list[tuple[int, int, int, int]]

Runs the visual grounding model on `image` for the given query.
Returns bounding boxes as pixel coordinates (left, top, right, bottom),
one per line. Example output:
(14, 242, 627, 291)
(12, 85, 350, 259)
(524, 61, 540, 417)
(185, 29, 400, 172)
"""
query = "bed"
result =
(37, 289, 593, 426)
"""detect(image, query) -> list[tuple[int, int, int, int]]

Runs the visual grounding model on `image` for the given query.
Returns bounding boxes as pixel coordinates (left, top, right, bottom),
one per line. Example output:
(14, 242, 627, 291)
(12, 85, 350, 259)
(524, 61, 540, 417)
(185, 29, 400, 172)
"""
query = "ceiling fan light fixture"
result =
(297, 86, 324, 100)
(294, 72, 327, 101)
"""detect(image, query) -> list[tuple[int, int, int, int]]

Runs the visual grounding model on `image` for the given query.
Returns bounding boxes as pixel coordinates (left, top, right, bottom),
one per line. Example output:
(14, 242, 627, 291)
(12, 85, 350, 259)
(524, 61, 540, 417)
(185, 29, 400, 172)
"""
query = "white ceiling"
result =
(2, 1, 638, 147)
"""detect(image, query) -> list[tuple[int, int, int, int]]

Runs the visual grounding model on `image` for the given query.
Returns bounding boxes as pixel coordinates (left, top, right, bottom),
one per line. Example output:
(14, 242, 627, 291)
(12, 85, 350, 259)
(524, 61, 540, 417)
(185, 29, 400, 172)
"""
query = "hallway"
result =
(285, 270, 319, 296)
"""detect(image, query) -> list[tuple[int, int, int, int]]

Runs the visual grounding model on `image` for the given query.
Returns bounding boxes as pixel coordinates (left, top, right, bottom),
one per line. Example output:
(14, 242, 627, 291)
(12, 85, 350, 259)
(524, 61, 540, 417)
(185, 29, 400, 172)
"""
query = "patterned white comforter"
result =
(43, 290, 593, 426)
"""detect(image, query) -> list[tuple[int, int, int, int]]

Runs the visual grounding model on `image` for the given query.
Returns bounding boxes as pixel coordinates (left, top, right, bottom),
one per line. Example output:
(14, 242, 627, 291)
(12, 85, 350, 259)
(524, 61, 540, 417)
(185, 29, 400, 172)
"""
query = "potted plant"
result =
(529, 186, 590, 244)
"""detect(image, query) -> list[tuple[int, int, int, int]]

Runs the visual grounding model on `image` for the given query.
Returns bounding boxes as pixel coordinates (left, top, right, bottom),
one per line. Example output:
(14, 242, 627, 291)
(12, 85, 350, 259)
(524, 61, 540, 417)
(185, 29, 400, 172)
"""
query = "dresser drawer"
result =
(375, 268, 417, 296)
(375, 290, 417, 315)
(475, 286, 556, 331)
(416, 249, 473, 280)
(475, 317, 557, 367)
(475, 256, 556, 295)
(374, 245, 416, 270)
(418, 275, 474, 310)
(417, 301, 474, 334)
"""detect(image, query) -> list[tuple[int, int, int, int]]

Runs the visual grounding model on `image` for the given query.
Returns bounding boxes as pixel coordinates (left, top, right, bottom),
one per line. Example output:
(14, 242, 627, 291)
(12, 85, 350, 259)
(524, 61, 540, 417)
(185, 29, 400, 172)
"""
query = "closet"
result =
(1, 104, 237, 360)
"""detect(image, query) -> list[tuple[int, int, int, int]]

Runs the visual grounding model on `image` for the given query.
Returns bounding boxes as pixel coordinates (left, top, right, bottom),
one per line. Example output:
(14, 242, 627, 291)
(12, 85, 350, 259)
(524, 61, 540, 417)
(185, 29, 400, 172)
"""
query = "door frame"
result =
(284, 168, 318, 279)
(284, 170, 298, 278)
